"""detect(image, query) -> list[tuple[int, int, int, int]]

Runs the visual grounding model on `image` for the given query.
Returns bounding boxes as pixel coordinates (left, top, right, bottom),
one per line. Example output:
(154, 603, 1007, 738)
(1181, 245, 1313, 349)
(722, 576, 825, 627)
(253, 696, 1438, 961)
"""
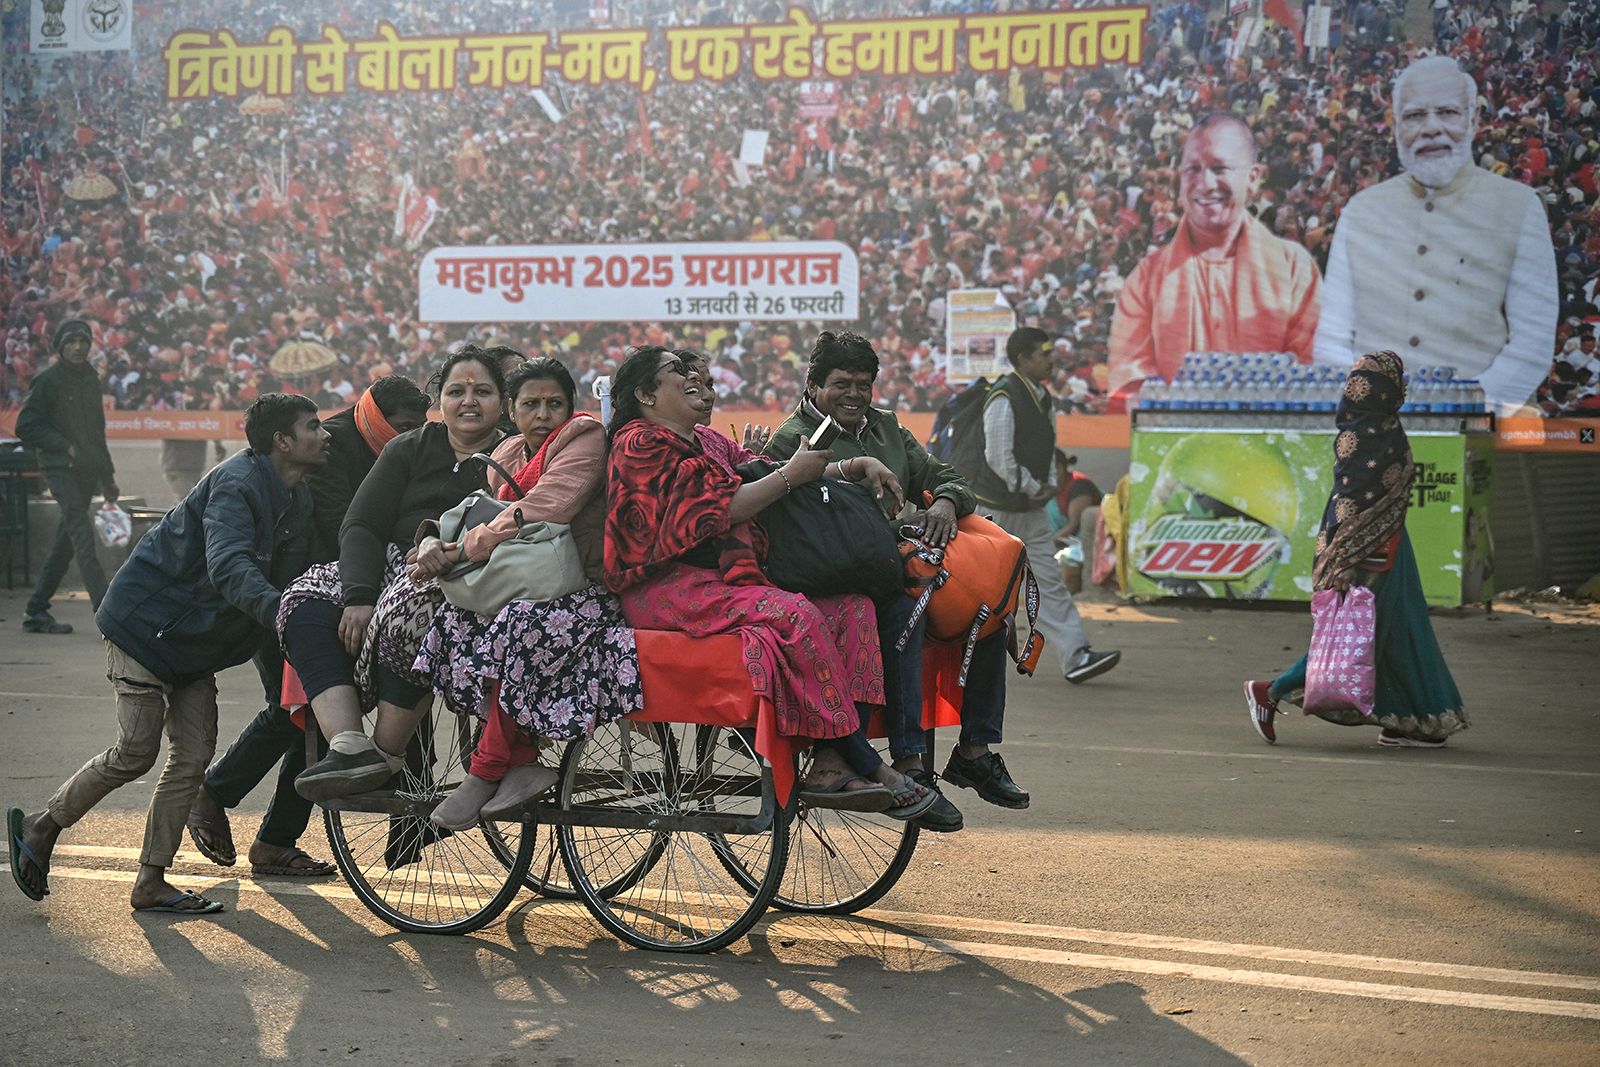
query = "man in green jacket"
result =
(16, 318, 118, 634)
(765, 331, 1027, 833)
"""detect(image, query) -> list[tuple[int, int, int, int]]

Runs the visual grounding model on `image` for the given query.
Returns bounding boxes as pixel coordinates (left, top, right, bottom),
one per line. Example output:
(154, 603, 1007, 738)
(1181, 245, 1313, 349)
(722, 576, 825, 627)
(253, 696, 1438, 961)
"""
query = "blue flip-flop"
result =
(133, 890, 224, 916)
(7, 807, 47, 901)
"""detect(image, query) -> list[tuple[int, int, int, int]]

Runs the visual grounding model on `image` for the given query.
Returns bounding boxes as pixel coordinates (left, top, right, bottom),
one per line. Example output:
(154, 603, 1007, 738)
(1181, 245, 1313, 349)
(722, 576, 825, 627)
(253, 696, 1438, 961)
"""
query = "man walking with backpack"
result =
(972, 327, 1120, 684)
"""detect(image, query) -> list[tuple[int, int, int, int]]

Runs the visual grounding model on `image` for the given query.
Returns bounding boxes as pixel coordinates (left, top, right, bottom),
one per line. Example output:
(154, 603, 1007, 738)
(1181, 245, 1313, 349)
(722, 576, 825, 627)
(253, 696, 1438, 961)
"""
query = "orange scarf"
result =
(353, 388, 400, 455)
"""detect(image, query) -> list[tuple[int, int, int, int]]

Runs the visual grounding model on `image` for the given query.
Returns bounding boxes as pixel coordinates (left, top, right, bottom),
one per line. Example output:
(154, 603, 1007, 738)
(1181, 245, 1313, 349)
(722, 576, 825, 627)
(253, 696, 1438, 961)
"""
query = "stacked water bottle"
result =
(1132, 352, 1490, 430)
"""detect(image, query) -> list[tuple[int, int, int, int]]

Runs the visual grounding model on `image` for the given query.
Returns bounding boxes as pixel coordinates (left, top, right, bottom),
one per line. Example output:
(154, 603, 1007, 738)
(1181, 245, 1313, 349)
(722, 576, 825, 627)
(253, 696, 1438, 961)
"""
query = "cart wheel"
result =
(719, 742, 918, 914)
(777, 802, 918, 914)
(558, 721, 787, 953)
(455, 715, 577, 899)
(326, 709, 533, 935)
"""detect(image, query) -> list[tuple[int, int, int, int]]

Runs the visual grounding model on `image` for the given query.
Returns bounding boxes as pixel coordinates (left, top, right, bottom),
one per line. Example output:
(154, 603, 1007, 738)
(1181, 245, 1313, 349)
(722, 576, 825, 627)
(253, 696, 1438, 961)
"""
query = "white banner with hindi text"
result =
(418, 241, 859, 323)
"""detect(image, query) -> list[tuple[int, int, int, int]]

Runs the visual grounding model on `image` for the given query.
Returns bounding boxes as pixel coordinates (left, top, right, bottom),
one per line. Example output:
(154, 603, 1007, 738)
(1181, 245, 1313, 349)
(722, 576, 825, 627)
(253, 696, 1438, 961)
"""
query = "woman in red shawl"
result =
(604, 346, 934, 818)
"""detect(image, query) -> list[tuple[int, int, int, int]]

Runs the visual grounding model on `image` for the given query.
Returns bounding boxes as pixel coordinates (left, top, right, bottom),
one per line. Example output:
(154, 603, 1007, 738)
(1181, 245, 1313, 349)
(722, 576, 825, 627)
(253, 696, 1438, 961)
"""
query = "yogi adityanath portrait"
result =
(1108, 112, 1323, 400)
(1313, 55, 1558, 414)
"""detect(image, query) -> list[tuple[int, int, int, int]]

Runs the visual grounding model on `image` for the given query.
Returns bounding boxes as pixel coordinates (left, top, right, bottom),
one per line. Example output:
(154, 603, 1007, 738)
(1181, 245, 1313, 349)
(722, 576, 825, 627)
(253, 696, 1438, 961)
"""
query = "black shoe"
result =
(22, 611, 72, 635)
(941, 750, 1030, 810)
(908, 771, 964, 833)
(295, 747, 394, 802)
(386, 816, 451, 870)
(1065, 648, 1120, 684)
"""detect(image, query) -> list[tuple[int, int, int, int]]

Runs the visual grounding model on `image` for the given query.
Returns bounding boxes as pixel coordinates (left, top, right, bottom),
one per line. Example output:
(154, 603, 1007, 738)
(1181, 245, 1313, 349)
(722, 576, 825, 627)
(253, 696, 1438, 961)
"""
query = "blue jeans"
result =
(27, 468, 108, 615)
(877, 593, 1007, 760)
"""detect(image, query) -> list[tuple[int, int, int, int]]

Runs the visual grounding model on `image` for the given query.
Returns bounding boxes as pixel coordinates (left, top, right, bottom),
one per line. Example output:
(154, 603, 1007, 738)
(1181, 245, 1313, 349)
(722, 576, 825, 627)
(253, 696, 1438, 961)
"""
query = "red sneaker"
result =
(1244, 681, 1278, 744)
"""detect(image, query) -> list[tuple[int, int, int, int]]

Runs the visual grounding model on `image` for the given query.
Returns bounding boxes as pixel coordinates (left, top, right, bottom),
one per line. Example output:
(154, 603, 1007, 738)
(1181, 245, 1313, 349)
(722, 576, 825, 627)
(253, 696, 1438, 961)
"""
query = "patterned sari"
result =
(414, 418, 641, 740)
(1274, 352, 1466, 742)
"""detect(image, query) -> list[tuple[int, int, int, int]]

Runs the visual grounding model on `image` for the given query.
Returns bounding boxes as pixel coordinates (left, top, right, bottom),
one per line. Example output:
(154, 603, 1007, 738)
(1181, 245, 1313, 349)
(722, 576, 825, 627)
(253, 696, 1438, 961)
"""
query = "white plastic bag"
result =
(94, 502, 133, 548)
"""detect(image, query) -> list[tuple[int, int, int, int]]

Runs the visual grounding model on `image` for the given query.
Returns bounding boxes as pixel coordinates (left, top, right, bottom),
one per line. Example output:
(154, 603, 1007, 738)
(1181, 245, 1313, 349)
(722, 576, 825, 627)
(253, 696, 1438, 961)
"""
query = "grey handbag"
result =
(434, 454, 588, 615)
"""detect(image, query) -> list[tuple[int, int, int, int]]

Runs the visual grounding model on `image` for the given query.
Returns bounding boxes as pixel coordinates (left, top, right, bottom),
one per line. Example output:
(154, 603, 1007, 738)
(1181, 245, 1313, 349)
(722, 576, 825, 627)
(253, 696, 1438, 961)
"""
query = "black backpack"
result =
(735, 458, 904, 605)
(926, 376, 993, 481)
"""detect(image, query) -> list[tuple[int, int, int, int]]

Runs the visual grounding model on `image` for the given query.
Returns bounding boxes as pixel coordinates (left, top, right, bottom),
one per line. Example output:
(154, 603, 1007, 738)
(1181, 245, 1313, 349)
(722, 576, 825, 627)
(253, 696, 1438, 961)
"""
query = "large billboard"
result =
(0, 2, 1593, 433)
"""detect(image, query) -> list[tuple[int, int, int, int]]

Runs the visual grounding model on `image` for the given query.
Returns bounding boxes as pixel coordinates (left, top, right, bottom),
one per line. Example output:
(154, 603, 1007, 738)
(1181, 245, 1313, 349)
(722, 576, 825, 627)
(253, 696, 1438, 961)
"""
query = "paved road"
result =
(2, 585, 1596, 1065)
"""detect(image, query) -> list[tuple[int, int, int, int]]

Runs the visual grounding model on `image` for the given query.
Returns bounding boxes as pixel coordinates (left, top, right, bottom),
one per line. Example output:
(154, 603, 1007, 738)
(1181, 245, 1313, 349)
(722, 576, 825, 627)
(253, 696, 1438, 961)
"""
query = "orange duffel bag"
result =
(897, 509, 1044, 684)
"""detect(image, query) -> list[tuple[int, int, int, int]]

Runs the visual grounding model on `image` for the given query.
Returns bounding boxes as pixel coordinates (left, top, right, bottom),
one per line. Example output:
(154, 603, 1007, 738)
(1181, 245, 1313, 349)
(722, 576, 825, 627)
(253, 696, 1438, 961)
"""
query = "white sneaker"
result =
(1065, 648, 1121, 683)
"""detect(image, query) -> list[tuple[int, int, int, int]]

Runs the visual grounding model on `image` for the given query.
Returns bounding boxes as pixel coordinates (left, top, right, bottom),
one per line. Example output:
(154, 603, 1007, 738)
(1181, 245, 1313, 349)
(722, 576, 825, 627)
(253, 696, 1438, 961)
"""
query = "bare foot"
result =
(186, 789, 237, 867)
(130, 865, 222, 912)
(866, 764, 928, 801)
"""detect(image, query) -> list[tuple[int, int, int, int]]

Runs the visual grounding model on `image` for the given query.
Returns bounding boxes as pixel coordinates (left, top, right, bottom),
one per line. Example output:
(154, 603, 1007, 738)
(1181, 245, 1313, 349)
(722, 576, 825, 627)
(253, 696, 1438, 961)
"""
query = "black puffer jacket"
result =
(306, 406, 378, 564)
(15, 359, 115, 486)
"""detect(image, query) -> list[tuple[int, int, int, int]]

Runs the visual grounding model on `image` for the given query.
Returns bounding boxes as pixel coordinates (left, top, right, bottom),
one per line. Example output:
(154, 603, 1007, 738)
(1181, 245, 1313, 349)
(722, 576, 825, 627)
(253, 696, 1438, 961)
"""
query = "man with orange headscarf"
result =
(184, 375, 429, 878)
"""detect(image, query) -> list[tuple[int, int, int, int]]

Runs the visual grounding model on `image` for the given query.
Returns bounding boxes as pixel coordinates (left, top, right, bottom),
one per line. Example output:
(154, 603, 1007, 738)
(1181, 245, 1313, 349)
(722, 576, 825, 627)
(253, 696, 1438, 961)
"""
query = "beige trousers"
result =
(46, 640, 219, 867)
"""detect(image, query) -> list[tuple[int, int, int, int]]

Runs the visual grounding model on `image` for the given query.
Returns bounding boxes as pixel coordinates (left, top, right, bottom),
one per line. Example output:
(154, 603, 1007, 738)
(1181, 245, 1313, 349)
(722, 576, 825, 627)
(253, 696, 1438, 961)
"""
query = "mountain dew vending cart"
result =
(1125, 357, 1495, 608)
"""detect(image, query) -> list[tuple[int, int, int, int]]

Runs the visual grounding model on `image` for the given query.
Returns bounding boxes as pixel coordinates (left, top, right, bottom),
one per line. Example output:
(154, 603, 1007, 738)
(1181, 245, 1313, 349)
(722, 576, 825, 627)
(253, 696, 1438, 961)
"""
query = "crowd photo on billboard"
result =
(2, 0, 1599, 425)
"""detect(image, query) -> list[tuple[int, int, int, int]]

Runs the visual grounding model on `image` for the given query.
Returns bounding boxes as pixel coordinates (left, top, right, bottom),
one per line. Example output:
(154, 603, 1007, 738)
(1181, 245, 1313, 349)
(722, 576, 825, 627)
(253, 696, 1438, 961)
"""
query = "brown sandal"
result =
(186, 794, 237, 867)
(249, 843, 335, 878)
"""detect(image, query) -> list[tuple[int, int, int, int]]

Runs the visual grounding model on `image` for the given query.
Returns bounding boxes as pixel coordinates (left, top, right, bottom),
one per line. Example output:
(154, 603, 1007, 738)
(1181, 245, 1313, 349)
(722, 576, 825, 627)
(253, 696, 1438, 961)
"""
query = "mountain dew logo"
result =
(1136, 514, 1285, 580)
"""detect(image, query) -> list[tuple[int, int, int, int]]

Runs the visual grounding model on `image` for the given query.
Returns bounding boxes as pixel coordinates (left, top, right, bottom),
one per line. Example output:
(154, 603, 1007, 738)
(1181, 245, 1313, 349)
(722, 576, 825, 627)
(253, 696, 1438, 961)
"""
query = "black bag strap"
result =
(472, 452, 527, 500)
(1008, 562, 1043, 677)
(957, 604, 990, 687)
(895, 566, 945, 652)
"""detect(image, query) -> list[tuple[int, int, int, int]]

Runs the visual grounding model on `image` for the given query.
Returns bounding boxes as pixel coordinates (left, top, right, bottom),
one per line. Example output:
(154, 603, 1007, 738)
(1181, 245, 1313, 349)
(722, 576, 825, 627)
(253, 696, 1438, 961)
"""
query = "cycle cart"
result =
(294, 630, 965, 953)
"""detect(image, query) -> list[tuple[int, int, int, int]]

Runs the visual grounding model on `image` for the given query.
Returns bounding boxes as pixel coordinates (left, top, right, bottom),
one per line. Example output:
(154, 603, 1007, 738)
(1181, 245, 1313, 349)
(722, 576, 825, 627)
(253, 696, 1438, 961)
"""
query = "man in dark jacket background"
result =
(16, 318, 118, 634)
(6, 394, 329, 915)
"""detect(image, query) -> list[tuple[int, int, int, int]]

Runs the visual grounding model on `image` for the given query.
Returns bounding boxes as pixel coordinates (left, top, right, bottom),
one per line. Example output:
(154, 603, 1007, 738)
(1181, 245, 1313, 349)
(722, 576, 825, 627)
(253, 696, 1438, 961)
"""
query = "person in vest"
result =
(976, 328, 1120, 684)
(1312, 55, 1558, 414)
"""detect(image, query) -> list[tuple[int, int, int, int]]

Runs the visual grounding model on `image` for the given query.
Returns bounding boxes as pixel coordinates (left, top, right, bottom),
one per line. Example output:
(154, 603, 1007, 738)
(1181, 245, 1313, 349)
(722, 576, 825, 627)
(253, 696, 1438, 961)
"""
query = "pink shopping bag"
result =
(1303, 586, 1377, 718)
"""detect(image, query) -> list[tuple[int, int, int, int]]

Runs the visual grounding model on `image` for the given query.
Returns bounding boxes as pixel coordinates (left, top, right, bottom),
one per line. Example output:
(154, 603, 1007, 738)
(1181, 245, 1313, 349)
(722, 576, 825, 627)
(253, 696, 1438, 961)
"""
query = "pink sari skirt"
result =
(618, 563, 883, 741)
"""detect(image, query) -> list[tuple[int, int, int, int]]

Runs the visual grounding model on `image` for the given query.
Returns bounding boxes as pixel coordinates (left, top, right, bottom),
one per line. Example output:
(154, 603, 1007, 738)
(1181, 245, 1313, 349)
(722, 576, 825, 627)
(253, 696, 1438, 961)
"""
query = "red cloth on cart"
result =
(919, 640, 966, 731)
(284, 631, 968, 807)
(626, 631, 805, 804)
(284, 664, 308, 729)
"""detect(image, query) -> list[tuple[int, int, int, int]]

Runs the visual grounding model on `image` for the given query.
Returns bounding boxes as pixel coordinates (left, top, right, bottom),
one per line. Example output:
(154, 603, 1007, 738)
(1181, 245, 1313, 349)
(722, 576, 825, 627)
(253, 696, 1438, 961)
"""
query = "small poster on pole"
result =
(944, 289, 1016, 384)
